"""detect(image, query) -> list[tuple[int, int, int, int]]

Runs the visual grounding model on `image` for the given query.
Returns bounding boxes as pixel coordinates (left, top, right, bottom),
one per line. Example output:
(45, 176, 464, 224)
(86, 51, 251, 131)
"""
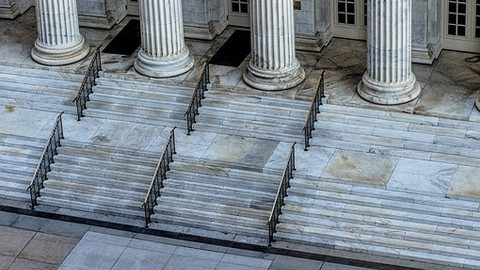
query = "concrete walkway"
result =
(0, 211, 373, 270)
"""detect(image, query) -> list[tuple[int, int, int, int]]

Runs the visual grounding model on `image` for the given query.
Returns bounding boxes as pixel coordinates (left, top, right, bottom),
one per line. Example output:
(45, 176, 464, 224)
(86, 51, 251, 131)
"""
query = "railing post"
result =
(142, 127, 177, 227)
(27, 113, 64, 210)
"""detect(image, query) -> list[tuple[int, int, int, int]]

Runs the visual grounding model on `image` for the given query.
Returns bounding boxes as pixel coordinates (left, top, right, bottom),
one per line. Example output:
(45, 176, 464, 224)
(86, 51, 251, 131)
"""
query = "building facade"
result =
(1, 0, 479, 106)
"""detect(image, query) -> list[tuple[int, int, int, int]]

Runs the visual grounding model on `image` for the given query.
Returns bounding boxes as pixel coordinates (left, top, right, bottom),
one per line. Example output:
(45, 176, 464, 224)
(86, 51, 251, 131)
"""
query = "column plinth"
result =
(134, 0, 194, 78)
(31, 0, 89, 66)
(243, 0, 305, 91)
(357, 0, 421, 105)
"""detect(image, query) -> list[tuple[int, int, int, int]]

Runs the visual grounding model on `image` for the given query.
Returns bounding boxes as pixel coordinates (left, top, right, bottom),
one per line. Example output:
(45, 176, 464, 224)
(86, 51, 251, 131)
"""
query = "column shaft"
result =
(357, 0, 421, 105)
(134, 0, 194, 78)
(244, 0, 305, 91)
(31, 0, 89, 65)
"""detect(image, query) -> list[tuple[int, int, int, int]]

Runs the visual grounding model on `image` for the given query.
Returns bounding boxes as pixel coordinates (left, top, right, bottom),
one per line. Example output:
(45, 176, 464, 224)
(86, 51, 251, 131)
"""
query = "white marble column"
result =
(243, 0, 305, 91)
(31, 0, 89, 66)
(134, 0, 194, 78)
(357, 0, 421, 105)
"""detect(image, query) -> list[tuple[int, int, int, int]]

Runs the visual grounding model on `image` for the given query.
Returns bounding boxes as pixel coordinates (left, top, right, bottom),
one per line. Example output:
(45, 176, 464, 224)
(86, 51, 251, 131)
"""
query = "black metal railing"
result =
(303, 70, 325, 151)
(184, 61, 210, 135)
(266, 142, 296, 246)
(73, 47, 102, 121)
(142, 127, 177, 227)
(27, 112, 65, 210)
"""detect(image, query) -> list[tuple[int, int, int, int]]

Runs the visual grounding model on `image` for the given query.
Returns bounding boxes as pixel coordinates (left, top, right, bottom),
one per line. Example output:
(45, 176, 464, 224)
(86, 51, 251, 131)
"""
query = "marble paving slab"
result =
(201, 134, 278, 168)
(387, 158, 458, 196)
(87, 119, 165, 151)
(0, 107, 55, 138)
(447, 165, 480, 200)
(322, 150, 398, 186)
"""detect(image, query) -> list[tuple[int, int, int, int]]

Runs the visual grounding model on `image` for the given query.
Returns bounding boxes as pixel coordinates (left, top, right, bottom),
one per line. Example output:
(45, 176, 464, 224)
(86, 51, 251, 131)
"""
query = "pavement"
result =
(0, 211, 374, 270)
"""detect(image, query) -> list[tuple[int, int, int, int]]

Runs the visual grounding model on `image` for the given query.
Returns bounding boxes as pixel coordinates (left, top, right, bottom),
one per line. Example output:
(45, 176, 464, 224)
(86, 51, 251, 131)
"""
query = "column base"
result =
(0, 2, 19, 19)
(134, 47, 195, 78)
(357, 73, 422, 105)
(31, 37, 90, 66)
(476, 96, 480, 112)
(243, 60, 306, 91)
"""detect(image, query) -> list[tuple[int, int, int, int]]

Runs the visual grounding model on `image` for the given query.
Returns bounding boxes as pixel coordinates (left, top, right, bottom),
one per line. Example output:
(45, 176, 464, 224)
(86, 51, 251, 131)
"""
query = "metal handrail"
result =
(266, 142, 296, 246)
(184, 61, 210, 135)
(142, 127, 177, 227)
(27, 112, 65, 210)
(303, 70, 325, 151)
(73, 46, 102, 121)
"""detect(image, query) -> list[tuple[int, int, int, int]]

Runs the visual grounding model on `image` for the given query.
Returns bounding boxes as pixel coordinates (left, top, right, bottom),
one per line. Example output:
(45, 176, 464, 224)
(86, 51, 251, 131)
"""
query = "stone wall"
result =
(77, 0, 126, 29)
(412, 0, 441, 64)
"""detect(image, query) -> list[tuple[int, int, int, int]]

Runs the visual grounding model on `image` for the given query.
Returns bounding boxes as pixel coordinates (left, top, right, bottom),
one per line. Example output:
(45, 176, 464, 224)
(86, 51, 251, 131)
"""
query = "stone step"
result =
(0, 136, 46, 149)
(194, 122, 301, 142)
(284, 192, 480, 233)
(0, 65, 84, 81)
(0, 88, 74, 105)
(0, 98, 76, 115)
(0, 172, 31, 189)
(152, 201, 268, 232)
(173, 155, 282, 178)
(273, 229, 477, 269)
(318, 111, 469, 138)
(156, 196, 270, 220)
(42, 178, 146, 205)
(37, 195, 144, 219)
(0, 154, 39, 167)
(0, 144, 44, 159)
(57, 145, 159, 166)
(278, 211, 480, 250)
(96, 77, 193, 94)
(321, 104, 480, 132)
(0, 80, 77, 97)
(150, 212, 268, 240)
(198, 107, 305, 129)
(160, 183, 274, 211)
(0, 163, 37, 176)
(91, 92, 190, 110)
(169, 160, 279, 182)
(51, 158, 154, 180)
(166, 170, 278, 193)
(83, 108, 184, 128)
(202, 97, 308, 119)
(88, 95, 187, 114)
(93, 83, 192, 100)
(164, 176, 276, 204)
(290, 177, 480, 212)
(0, 188, 31, 202)
(310, 135, 480, 168)
(46, 168, 151, 192)
(0, 73, 81, 89)
(205, 88, 311, 111)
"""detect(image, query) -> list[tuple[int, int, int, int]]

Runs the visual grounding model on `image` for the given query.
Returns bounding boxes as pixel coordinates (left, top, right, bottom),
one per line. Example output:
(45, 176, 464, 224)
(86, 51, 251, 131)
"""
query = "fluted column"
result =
(243, 0, 305, 91)
(357, 0, 421, 105)
(134, 0, 194, 78)
(31, 0, 89, 66)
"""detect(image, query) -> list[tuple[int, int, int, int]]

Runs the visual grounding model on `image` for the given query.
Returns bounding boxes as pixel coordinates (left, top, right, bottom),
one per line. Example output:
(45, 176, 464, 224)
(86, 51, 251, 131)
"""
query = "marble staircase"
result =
(0, 133, 46, 203)
(149, 155, 282, 244)
(194, 88, 311, 142)
(270, 103, 480, 268)
(275, 176, 480, 269)
(37, 141, 160, 219)
(310, 104, 480, 168)
(84, 76, 193, 128)
(0, 65, 83, 115)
